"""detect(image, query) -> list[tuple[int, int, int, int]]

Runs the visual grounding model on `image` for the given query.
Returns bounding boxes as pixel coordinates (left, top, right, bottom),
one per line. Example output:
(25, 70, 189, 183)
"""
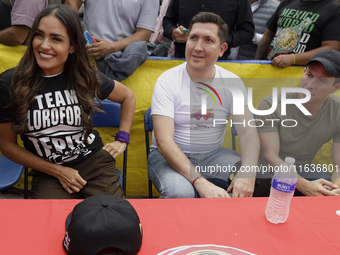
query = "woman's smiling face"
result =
(32, 15, 74, 76)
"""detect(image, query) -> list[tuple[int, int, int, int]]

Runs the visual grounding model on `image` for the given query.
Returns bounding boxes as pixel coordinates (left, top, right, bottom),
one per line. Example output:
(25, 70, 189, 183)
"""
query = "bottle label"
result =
(272, 179, 296, 193)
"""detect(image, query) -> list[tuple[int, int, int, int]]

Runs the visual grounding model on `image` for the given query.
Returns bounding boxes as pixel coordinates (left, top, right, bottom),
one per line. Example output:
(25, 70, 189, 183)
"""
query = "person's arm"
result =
(162, 0, 178, 41)
(0, 0, 49, 45)
(331, 142, 340, 192)
(102, 81, 136, 158)
(65, 0, 83, 14)
(227, 0, 255, 48)
(153, 114, 230, 198)
(161, 0, 188, 43)
(0, 122, 87, 194)
(171, 26, 189, 43)
(0, 25, 30, 45)
(271, 40, 340, 68)
(254, 29, 275, 60)
(227, 108, 260, 197)
(258, 131, 284, 167)
(87, 27, 152, 60)
(86, 0, 158, 60)
(162, 0, 188, 44)
(259, 131, 338, 196)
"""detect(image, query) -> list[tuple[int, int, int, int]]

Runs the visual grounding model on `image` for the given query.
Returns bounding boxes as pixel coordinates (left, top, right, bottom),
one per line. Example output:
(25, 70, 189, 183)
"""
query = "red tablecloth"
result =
(0, 197, 339, 255)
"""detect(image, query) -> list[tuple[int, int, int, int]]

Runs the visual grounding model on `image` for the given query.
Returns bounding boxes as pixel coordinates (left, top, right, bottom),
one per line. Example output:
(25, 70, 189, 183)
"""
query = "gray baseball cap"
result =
(305, 49, 340, 77)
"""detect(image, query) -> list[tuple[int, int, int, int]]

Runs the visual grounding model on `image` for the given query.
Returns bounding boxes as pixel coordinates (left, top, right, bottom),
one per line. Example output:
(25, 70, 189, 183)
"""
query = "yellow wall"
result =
(0, 44, 336, 196)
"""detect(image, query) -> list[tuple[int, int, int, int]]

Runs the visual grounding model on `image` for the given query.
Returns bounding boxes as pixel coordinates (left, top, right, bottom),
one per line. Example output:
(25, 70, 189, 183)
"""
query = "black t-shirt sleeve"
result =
(266, 0, 292, 32)
(0, 68, 15, 123)
(163, 0, 178, 40)
(227, 0, 255, 48)
(321, 2, 340, 41)
(96, 71, 115, 100)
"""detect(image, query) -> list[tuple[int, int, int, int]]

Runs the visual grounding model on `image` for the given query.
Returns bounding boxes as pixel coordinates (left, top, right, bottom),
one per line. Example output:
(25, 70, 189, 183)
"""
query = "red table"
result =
(0, 197, 339, 255)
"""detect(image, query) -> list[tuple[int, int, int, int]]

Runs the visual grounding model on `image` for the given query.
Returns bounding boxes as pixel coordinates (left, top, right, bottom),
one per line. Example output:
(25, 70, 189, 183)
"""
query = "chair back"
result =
(144, 107, 153, 198)
(0, 156, 28, 198)
(92, 99, 121, 127)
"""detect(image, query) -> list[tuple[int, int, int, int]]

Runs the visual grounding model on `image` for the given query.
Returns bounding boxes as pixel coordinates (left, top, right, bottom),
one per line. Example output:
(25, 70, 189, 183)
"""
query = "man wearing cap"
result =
(149, 12, 260, 198)
(257, 49, 340, 196)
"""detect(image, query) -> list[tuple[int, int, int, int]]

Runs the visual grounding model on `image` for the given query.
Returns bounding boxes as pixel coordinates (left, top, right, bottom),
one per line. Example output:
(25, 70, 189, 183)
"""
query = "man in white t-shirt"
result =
(149, 12, 260, 198)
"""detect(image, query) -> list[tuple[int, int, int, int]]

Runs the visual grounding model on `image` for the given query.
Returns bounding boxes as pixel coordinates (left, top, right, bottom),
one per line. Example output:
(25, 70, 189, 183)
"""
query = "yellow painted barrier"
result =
(0, 44, 27, 72)
(0, 44, 337, 196)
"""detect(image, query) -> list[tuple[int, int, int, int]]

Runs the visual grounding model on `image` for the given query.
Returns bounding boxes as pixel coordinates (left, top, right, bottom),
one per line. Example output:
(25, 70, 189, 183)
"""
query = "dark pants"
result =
(30, 149, 124, 199)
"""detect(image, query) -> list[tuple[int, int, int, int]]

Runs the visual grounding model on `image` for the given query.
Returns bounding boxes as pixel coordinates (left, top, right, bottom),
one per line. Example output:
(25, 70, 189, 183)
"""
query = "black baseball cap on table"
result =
(63, 194, 142, 255)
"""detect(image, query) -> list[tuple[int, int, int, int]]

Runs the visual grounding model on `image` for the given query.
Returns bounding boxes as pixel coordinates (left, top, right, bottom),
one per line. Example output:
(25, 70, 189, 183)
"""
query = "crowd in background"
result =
(1, 0, 339, 78)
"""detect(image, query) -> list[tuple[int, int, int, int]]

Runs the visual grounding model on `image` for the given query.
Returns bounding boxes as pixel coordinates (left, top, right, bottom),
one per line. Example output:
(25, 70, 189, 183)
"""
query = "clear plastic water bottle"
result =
(265, 157, 298, 224)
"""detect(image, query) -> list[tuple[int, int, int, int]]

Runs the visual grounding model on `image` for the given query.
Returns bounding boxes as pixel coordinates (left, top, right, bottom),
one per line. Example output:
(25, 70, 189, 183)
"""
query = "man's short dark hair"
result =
(188, 12, 229, 45)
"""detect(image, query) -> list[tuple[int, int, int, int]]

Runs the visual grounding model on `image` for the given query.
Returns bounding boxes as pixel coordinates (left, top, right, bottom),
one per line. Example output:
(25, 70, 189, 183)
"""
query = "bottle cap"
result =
(285, 157, 295, 164)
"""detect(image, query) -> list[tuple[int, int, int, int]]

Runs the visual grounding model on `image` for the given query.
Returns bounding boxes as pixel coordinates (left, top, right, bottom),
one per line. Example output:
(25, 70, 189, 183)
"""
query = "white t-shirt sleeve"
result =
(151, 78, 175, 119)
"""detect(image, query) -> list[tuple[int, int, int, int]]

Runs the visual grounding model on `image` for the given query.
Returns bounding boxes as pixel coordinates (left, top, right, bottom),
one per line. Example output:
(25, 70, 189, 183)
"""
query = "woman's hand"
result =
(103, 141, 127, 158)
(56, 166, 87, 194)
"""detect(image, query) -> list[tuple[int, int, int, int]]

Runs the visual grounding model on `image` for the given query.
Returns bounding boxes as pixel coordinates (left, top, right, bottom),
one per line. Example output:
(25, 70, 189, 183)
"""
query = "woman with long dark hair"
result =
(0, 4, 135, 199)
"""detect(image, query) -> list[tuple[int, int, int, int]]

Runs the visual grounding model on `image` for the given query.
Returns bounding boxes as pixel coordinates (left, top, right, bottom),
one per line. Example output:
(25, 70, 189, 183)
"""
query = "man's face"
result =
(185, 22, 227, 78)
(299, 61, 339, 104)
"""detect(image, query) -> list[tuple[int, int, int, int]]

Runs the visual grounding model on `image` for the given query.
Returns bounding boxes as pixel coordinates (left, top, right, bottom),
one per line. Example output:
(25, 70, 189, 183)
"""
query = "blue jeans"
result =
(148, 147, 241, 198)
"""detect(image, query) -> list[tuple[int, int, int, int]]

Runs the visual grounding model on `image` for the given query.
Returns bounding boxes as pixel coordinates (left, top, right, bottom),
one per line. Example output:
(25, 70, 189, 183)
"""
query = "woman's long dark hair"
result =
(9, 4, 101, 141)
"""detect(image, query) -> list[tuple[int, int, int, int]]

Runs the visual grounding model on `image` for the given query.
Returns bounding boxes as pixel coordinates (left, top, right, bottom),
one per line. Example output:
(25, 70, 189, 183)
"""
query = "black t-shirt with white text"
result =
(0, 68, 115, 166)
